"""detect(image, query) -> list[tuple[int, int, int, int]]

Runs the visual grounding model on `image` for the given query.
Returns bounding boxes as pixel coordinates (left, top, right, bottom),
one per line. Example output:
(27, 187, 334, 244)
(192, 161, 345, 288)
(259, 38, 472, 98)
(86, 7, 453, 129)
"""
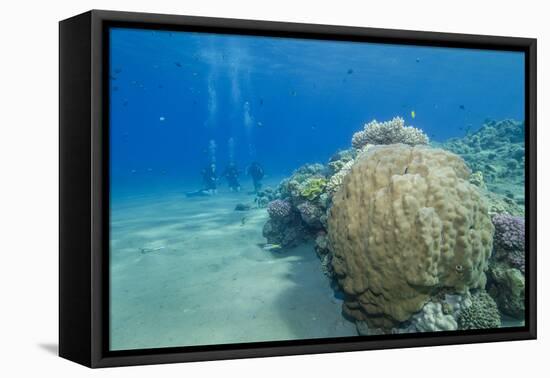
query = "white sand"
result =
(109, 190, 357, 350)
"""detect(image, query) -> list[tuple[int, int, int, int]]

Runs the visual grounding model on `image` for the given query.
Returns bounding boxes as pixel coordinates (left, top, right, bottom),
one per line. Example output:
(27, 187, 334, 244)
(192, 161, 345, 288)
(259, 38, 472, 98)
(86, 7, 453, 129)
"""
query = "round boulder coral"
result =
(328, 144, 494, 329)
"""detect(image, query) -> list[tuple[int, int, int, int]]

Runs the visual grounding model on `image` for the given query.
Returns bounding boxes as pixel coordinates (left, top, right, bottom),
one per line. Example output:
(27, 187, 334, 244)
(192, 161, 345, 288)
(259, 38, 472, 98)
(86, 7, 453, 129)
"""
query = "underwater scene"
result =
(109, 27, 526, 351)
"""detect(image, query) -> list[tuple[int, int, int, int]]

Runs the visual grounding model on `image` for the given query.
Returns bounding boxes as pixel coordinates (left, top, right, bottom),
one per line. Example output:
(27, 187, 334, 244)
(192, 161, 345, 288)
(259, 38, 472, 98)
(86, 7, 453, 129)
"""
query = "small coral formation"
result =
(328, 144, 494, 330)
(299, 177, 327, 201)
(487, 262, 525, 318)
(457, 291, 501, 330)
(234, 203, 251, 211)
(411, 302, 458, 332)
(442, 119, 524, 204)
(469, 171, 487, 190)
(409, 293, 474, 333)
(267, 199, 292, 219)
(254, 187, 277, 208)
(492, 214, 525, 272)
(486, 214, 525, 318)
(297, 202, 324, 228)
(262, 164, 330, 249)
(351, 117, 429, 149)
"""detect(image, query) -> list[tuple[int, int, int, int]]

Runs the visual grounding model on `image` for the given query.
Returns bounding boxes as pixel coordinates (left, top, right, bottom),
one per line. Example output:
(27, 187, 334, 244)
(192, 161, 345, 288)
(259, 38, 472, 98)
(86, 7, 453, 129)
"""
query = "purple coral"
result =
(492, 214, 525, 272)
(297, 201, 322, 227)
(267, 199, 292, 219)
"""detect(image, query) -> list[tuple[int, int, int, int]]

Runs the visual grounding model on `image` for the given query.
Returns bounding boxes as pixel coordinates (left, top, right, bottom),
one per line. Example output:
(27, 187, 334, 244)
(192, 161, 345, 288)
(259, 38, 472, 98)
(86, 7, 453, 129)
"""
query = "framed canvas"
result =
(59, 10, 537, 368)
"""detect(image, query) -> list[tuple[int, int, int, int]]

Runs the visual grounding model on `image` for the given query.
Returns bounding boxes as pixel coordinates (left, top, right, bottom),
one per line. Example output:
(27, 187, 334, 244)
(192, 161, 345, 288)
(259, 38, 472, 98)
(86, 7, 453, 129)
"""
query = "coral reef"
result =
(486, 190, 524, 217)
(442, 119, 524, 204)
(351, 117, 429, 149)
(457, 291, 501, 330)
(328, 144, 494, 330)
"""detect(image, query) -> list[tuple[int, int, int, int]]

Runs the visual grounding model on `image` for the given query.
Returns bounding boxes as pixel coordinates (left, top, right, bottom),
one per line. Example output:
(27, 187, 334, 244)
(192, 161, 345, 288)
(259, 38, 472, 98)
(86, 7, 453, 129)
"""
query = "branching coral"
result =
(457, 291, 501, 330)
(328, 144, 494, 330)
(351, 117, 429, 149)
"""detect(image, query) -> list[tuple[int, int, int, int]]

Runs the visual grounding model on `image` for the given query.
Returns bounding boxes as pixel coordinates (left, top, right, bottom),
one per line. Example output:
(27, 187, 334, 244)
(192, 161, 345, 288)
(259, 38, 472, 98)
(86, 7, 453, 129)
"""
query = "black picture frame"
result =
(59, 9, 537, 368)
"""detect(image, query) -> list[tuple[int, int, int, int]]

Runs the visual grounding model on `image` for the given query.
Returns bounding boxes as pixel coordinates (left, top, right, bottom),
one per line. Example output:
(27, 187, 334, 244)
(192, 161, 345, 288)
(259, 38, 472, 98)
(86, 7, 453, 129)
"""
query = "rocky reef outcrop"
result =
(259, 116, 526, 334)
(442, 119, 525, 204)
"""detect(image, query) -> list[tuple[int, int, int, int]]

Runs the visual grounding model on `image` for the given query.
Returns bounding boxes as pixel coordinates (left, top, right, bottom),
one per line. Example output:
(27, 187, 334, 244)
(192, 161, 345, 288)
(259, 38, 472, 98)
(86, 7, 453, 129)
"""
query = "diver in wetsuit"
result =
(201, 163, 218, 194)
(247, 162, 264, 193)
(185, 164, 218, 197)
(223, 163, 241, 192)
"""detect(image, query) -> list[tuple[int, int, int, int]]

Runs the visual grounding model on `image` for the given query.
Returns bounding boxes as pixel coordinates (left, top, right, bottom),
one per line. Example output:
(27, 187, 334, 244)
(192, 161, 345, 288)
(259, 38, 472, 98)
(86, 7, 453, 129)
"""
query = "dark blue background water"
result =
(109, 28, 524, 197)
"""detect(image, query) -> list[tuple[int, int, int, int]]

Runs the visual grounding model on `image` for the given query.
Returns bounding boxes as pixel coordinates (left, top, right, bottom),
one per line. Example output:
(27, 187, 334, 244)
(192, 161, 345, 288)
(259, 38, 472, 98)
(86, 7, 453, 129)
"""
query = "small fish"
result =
(158, 84, 163, 89)
(123, 99, 129, 107)
(257, 121, 263, 127)
(411, 110, 416, 119)
(347, 68, 354, 75)
(114, 68, 122, 74)
(159, 116, 165, 121)
(139, 246, 165, 254)
(192, 72, 198, 76)
(262, 243, 282, 252)
(109, 75, 117, 81)
(259, 98, 264, 106)
(241, 217, 247, 226)
(459, 104, 465, 110)
(175, 62, 182, 67)
(131, 169, 137, 174)
(290, 90, 297, 96)
(416, 58, 420, 63)
(112, 85, 119, 92)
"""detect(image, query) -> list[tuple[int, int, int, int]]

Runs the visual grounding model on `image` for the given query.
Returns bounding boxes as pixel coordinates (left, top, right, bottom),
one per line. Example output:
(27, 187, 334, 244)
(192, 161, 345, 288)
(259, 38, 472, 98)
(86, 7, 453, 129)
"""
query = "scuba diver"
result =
(201, 163, 218, 194)
(222, 163, 241, 192)
(247, 162, 264, 193)
(186, 163, 217, 197)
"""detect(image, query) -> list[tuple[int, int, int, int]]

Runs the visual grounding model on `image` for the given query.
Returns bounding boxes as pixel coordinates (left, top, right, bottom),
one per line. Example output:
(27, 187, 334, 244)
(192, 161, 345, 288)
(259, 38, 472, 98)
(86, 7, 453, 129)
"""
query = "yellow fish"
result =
(411, 110, 416, 119)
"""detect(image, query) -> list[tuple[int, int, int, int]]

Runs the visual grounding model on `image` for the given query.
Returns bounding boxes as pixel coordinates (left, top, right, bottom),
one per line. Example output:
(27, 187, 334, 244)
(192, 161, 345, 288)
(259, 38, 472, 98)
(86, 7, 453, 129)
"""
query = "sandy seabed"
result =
(109, 188, 357, 351)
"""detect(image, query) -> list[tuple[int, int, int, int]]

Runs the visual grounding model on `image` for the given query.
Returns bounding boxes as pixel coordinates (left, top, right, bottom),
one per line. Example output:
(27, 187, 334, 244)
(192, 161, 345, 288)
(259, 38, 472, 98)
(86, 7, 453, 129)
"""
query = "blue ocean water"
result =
(109, 27, 524, 198)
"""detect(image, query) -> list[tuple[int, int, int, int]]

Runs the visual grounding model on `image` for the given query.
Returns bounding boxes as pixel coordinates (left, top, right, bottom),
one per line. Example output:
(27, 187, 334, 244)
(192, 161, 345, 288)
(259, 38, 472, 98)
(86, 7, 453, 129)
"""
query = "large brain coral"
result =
(328, 144, 494, 329)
